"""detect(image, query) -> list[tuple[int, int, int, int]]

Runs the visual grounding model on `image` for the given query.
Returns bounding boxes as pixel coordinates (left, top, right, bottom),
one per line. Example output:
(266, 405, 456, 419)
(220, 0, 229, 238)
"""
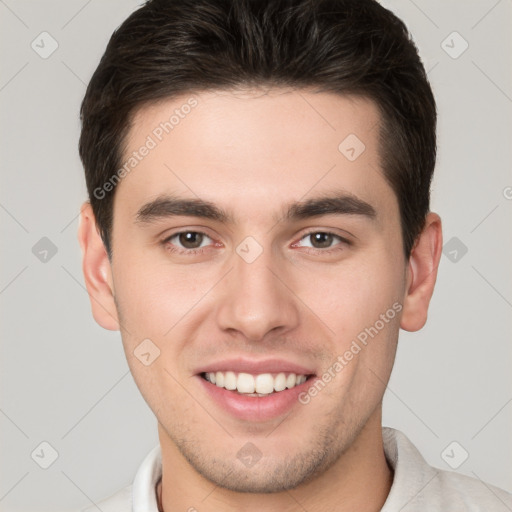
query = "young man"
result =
(76, 0, 512, 510)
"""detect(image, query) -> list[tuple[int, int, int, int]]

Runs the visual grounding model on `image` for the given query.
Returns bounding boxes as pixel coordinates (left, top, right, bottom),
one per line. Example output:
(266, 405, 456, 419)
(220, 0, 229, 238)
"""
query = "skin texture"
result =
(78, 88, 443, 511)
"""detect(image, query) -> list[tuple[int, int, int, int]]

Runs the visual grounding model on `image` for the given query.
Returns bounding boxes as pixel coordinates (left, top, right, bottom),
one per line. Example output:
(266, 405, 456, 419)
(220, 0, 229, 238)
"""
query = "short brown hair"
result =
(79, 0, 436, 259)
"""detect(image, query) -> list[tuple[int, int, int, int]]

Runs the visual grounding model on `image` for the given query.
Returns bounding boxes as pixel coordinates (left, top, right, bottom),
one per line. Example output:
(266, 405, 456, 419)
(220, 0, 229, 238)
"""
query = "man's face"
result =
(108, 89, 407, 491)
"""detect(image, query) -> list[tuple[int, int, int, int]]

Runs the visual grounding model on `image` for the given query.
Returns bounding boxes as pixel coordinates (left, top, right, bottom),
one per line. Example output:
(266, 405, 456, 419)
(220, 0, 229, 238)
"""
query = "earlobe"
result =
(77, 202, 120, 331)
(400, 212, 443, 332)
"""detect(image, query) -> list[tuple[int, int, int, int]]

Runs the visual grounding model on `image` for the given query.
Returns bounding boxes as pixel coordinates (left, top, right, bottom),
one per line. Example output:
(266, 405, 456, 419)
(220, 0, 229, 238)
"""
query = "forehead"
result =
(115, 88, 395, 223)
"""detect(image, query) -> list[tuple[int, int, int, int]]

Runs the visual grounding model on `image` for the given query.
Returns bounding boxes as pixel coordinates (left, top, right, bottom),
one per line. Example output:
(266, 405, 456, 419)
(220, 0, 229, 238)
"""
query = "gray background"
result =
(1, 1, 511, 511)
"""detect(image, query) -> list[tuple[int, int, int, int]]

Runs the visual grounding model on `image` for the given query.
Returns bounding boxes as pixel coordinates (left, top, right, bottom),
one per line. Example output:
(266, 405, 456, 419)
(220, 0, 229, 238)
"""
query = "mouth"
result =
(201, 371, 314, 397)
(195, 360, 317, 422)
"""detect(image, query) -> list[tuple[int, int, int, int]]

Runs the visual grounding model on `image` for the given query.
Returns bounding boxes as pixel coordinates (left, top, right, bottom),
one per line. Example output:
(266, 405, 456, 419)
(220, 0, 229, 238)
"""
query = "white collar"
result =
(132, 444, 162, 511)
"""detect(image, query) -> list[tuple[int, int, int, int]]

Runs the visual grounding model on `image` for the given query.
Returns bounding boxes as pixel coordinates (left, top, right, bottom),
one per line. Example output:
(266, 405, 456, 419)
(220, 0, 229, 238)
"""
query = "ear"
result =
(77, 202, 120, 331)
(400, 212, 443, 332)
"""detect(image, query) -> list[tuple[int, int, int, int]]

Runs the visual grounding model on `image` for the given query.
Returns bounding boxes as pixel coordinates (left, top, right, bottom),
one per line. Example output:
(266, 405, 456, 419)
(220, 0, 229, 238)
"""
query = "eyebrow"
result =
(135, 192, 377, 225)
(284, 193, 376, 221)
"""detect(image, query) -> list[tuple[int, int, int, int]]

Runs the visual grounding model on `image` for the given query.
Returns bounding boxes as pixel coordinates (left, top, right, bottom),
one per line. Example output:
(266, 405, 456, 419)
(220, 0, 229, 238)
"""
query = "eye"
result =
(164, 231, 213, 251)
(294, 231, 348, 250)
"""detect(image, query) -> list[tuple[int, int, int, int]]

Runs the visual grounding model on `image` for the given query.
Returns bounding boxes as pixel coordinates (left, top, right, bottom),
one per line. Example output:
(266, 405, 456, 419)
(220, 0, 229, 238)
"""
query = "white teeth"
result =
(255, 373, 274, 394)
(237, 373, 255, 393)
(205, 371, 309, 395)
(224, 371, 237, 390)
(286, 373, 296, 389)
(274, 372, 287, 392)
(297, 375, 307, 385)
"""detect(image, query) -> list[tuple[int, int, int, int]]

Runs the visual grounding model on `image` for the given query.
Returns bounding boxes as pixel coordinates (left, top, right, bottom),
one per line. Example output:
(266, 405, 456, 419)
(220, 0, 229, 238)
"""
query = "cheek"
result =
(295, 253, 404, 339)
(113, 256, 215, 337)
(125, 353, 202, 431)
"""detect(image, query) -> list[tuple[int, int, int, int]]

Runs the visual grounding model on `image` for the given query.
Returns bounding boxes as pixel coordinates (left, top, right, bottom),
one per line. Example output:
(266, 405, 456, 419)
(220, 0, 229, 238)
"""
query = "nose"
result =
(215, 246, 300, 342)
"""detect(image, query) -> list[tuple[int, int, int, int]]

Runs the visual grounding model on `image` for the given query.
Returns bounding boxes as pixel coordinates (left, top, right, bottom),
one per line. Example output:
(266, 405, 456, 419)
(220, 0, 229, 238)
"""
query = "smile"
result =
(195, 358, 317, 421)
(202, 371, 310, 396)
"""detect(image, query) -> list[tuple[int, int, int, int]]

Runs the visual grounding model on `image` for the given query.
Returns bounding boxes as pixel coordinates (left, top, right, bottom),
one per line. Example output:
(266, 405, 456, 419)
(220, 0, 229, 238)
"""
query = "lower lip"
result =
(197, 375, 315, 422)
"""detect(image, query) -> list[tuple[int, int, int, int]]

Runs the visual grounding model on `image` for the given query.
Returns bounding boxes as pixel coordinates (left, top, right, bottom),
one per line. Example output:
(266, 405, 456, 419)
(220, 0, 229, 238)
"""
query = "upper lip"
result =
(194, 357, 316, 376)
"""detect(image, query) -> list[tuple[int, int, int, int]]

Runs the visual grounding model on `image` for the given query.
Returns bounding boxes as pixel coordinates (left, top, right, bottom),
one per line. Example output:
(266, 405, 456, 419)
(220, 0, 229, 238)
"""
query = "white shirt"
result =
(79, 427, 512, 511)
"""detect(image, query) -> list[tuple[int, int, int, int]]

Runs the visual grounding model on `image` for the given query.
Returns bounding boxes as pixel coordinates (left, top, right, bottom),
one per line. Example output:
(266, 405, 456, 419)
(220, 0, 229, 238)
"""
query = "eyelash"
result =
(162, 231, 217, 256)
(161, 230, 351, 255)
(292, 230, 351, 253)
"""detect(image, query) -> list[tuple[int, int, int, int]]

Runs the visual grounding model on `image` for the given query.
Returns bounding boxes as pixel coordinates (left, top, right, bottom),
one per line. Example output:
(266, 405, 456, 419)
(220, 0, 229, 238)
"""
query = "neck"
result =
(157, 411, 393, 512)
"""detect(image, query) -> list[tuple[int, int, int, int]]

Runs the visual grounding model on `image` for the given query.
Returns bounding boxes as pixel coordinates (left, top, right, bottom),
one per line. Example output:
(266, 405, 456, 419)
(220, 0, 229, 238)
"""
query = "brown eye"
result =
(165, 231, 213, 251)
(293, 231, 348, 251)
(309, 232, 334, 248)
(178, 232, 205, 249)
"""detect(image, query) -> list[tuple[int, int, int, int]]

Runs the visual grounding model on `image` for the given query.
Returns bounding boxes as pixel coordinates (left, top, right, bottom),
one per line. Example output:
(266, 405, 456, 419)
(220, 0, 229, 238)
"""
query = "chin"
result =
(176, 434, 343, 494)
